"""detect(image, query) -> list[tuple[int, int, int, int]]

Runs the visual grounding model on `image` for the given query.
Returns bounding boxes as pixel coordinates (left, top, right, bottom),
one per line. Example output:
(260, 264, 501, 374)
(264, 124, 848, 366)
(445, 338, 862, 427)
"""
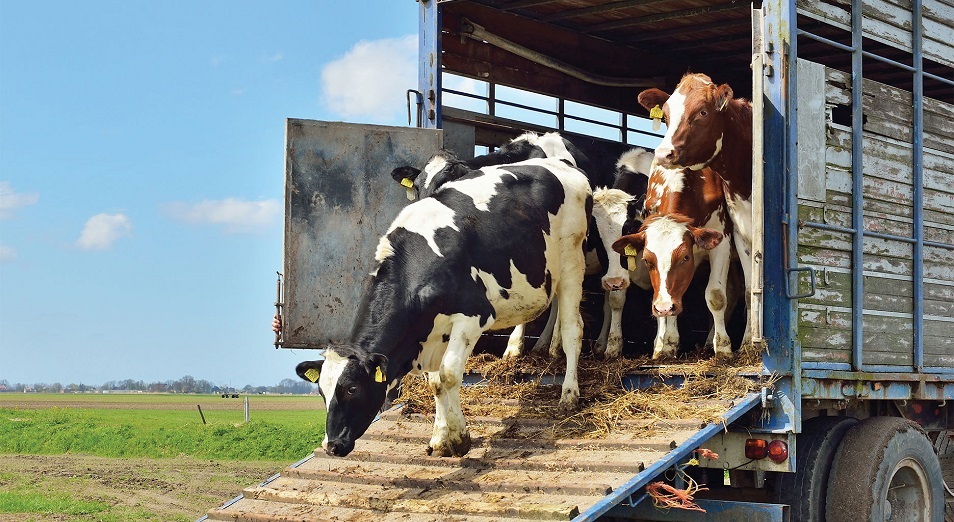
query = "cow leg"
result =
(734, 235, 754, 350)
(556, 270, 585, 413)
(653, 315, 680, 359)
(502, 324, 525, 358)
(706, 238, 734, 358)
(529, 303, 560, 357)
(596, 290, 626, 358)
(426, 318, 482, 457)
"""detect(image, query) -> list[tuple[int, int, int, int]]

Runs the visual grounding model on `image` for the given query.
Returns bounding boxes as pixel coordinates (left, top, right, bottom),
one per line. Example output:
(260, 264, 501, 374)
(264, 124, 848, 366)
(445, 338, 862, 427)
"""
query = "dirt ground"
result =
(0, 453, 287, 521)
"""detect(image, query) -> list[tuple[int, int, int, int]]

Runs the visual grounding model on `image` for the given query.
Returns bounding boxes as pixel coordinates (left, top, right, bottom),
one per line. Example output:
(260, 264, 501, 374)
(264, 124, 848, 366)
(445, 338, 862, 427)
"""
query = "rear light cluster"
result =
(744, 438, 789, 463)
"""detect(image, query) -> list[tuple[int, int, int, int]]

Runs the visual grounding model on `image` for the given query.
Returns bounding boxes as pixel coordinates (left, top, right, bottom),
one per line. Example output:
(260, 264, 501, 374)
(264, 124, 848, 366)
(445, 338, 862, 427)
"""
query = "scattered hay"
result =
(396, 351, 769, 440)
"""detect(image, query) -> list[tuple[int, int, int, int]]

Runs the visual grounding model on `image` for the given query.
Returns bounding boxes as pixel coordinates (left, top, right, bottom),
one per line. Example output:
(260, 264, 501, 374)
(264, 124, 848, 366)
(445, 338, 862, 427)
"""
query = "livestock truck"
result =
(202, 0, 954, 520)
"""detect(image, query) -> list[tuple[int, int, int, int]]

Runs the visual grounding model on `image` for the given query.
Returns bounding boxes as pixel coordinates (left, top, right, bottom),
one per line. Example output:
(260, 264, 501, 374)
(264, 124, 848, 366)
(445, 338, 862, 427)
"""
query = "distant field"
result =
(0, 393, 328, 520)
(0, 393, 327, 460)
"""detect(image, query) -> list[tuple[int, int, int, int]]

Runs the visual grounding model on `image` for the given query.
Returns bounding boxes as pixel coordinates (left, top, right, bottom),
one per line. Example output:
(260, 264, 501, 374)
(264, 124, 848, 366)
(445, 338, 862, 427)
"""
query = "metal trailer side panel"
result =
(280, 120, 441, 348)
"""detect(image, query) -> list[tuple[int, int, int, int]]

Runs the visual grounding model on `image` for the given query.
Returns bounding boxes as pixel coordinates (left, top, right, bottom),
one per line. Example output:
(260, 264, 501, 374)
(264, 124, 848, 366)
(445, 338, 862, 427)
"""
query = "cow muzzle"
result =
(602, 277, 630, 292)
(323, 438, 355, 457)
(652, 301, 679, 317)
(654, 147, 676, 167)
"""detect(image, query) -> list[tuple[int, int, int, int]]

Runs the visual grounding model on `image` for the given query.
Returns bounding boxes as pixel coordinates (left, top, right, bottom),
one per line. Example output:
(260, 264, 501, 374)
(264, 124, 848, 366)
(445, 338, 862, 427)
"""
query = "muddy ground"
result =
(0, 453, 288, 521)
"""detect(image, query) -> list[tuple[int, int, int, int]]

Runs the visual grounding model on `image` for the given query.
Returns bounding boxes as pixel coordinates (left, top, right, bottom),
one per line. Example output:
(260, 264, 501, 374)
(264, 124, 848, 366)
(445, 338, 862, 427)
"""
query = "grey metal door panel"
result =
(282, 119, 442, 349)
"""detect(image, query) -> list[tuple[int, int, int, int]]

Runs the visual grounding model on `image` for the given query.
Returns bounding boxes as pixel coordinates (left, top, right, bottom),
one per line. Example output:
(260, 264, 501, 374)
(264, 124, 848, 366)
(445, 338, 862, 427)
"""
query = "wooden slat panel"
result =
(797, 0, 954, 69)
(825, 68, 954, 153)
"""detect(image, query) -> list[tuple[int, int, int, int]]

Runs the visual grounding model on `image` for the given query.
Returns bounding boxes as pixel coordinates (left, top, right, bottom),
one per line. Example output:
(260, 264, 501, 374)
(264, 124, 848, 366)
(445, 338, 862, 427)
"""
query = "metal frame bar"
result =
(419, 0, 441, 129)
(442, 80, 664, 144)
(572, 393, 762, 522)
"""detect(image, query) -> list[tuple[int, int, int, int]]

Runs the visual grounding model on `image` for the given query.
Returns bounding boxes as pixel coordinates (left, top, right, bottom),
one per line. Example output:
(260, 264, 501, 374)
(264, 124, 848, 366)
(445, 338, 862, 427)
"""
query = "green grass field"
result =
(0, 393, 329, 520)
(0, 393, 327, 460)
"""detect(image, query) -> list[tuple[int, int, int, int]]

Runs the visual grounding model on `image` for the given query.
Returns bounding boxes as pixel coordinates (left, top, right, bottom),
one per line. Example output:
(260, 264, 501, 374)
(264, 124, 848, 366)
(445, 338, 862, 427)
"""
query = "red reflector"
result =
(744, 438, 768, 459)
(767, 440, 789, 463)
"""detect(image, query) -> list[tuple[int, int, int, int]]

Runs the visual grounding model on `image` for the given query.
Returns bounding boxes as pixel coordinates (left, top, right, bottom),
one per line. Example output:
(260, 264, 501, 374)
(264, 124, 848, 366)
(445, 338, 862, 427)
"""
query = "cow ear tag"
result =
(718, 97, 729, 111)
(373, 366, 385, 383)
(624, 244, 639, 272)
(400, 178, 417, 201)
(304, 368, 320, 383)
(650, 105, 664, 131)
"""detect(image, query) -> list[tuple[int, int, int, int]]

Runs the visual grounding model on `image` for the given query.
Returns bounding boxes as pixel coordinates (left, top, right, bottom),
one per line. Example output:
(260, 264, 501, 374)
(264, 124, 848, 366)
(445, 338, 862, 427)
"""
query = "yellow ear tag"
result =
(304, 368, 320, 383)
(624, 244, 639, 272)
(719, 97, 729, 111)
(650, 105, 663, 131)
(400, 178, 416, 200)
(374, 366, 385, 383)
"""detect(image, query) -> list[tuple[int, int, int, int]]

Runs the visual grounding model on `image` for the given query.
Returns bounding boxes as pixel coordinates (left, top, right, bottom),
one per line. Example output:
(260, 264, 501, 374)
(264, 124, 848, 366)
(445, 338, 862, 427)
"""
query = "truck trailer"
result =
(202, 0, 954, 520)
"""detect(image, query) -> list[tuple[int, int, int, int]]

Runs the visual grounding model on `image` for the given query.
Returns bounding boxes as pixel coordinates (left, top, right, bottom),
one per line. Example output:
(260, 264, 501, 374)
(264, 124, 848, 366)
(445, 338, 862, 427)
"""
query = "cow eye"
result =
(700, 110, 708, 117)
(684, 254, 691, 262)
(347, 386, 357, 395)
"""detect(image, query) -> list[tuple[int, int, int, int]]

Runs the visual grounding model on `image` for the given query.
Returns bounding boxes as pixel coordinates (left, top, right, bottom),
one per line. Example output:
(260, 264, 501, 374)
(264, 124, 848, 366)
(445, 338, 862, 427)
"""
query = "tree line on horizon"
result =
(0, 376, 316, 395)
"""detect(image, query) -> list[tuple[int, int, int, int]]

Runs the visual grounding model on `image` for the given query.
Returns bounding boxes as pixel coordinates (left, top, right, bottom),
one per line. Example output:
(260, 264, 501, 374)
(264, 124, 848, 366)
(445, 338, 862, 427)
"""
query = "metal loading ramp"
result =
(204, 390, 761, 522)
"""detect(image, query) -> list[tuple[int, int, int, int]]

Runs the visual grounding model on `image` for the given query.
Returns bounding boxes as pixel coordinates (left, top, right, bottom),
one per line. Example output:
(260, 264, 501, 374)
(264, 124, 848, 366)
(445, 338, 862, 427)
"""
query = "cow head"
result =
(592, 188, 639, 292)
(296, 348, 389, 457)
(638, 74, 734, 171)
(612, 214, 723, 316)
(389, 150, 471, 201)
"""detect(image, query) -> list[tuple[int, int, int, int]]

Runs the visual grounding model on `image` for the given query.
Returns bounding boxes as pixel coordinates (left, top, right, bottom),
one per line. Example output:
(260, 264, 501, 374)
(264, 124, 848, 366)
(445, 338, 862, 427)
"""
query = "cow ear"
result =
(715, 84, 734, 111)
(612, 233, 646, 255)
(390, 166, 421, 184)
(637, 88, 669, 113)
(691, 227, 724, 250)
(296, 360, 324, 383)
(365, 353, 389, 384)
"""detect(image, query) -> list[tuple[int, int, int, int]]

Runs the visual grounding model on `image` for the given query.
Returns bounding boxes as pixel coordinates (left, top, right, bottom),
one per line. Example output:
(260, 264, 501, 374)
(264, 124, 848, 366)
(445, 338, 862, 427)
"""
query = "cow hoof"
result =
(712, 349, 733, 361)
(502, 346, 522, 359)
(426, 432, 472, 457)
(558, 390, 579, 413)
(651, 351, 677, 361)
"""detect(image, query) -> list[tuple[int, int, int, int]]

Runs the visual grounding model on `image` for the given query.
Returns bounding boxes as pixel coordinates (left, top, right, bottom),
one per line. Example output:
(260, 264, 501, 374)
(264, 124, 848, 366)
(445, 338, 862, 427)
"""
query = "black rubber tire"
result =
(775, 415, 859, 521)
(826, 416, 945, 522)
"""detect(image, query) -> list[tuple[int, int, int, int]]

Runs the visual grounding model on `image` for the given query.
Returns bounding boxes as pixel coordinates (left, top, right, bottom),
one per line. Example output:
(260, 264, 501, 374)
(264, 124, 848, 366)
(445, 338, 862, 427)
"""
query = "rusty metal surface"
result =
(282, 120, 442, 348)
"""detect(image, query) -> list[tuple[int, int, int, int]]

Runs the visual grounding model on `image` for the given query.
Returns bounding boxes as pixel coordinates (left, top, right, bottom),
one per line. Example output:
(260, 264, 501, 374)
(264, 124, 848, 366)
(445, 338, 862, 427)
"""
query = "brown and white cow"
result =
(637, 73, 753, 349)
(612, 163, 734, 359)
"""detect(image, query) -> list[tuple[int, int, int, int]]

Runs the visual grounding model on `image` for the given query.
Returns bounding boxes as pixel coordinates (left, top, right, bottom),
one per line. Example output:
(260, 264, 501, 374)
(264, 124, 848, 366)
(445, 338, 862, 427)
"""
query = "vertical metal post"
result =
(244, 396, 250, 423)
(850, 0, 865, 371)
(760, 0, 800, 432)
(911, 0, 925, 372)
(418, 0, 442, 129)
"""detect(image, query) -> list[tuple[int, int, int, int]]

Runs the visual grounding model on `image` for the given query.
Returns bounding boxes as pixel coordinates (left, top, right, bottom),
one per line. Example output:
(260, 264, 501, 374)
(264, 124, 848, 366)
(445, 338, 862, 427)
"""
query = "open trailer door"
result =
(277, 120, 442, 349)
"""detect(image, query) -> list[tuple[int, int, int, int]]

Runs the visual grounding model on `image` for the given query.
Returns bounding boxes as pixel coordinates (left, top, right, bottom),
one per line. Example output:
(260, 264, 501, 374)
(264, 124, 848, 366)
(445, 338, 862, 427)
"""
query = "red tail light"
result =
(767, 440, 789, 463)
(744, 438, 768, 459)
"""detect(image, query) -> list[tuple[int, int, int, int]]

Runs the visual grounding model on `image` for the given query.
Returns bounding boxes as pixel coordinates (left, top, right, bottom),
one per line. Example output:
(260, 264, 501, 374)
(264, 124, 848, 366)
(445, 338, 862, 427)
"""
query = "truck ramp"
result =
(204, 386, 761, 522)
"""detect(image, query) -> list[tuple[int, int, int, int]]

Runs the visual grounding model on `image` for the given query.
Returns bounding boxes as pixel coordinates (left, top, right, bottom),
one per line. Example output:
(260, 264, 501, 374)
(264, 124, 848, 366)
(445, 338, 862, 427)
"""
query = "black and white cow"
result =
(297, 156, 592, 458)
(390, 131, 613, 202)
(390, 131, 606, 359)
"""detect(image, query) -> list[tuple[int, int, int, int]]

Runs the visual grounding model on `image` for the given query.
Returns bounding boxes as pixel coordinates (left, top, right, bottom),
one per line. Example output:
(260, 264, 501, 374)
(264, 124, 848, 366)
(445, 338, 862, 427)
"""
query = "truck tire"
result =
(775, 415, 858, 521)
(826, 416, 944, 522)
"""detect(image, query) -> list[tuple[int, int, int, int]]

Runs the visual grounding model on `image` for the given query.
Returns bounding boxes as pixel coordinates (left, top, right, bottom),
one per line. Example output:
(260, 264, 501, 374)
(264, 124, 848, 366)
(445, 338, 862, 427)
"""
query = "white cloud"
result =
(0, 244, 17, 263)
(76, 213, 132, 250)
(0, 181, 39, 219)
(162, 198, 280, 233)
(320, 35, 417, 122)
(267, 52, 284, 63)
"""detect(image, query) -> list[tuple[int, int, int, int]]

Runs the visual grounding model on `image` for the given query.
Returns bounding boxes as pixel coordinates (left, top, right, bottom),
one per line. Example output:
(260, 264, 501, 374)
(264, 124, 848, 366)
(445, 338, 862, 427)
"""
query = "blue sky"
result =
(0, 1, 421, 386)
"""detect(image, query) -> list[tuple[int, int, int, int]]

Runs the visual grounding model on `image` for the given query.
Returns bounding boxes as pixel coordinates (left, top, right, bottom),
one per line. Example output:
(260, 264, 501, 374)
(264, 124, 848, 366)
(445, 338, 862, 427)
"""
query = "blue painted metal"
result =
(418, 0, 441, 129)
(760, 0, 799, 434)
(605, 498, 789, 521)
(572, 393, 762, 522)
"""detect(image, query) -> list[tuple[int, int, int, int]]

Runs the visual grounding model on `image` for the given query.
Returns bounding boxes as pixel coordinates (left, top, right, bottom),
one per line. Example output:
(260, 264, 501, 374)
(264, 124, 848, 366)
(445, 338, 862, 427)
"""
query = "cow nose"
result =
(653, 303, 676, 316)
(655, 148, 675, 166)
(602, 277, 629, 291)
(325, 441, 341, 456)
